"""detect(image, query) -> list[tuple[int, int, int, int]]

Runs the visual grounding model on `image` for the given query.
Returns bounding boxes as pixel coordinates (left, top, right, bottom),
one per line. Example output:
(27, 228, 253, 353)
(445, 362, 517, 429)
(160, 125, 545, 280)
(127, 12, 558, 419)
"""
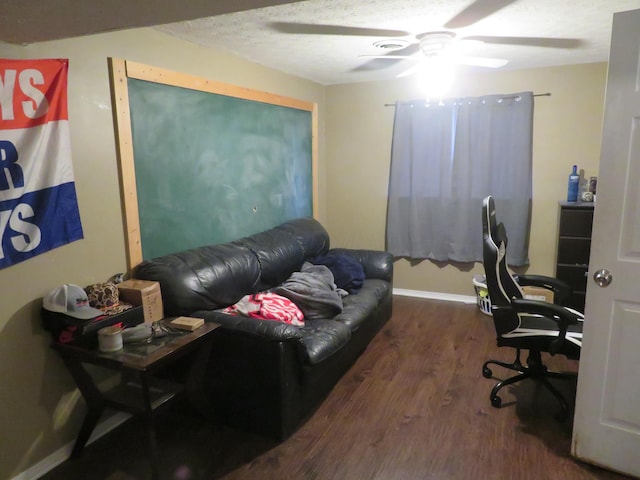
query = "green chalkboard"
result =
(110, 59, 316, 267)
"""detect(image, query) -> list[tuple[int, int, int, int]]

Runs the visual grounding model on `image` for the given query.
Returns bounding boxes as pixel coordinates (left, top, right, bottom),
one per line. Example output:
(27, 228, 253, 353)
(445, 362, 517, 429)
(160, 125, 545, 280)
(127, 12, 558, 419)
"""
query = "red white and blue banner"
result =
(0, 58, 83, 269)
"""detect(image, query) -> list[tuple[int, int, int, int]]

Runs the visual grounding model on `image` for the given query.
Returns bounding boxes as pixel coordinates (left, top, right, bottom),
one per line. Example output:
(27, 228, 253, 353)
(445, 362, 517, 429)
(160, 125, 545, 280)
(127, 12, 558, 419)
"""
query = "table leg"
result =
(71, 406, 104, 457)
(185, 338, 215, 417)
(139, 372, 159, 479)
(59, 355, 106, 457)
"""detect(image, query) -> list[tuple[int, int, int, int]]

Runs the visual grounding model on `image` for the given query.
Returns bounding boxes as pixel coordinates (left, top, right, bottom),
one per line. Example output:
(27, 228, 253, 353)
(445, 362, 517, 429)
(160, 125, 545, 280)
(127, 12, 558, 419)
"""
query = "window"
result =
(386, 92, 533, 266)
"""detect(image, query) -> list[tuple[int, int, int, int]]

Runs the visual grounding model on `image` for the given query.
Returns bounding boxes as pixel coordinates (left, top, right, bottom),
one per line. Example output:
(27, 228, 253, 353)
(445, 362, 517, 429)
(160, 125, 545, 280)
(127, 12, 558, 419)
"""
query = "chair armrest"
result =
(511, 298, 583, 354)
(192, 310, 304, 343)
(327, 248, 393, 282)
(514, 274, 571, 306)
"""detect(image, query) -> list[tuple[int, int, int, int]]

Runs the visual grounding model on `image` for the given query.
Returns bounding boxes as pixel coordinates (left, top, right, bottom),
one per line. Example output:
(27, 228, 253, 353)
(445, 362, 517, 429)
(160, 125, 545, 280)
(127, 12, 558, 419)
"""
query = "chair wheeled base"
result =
(482, 348, 577, 421)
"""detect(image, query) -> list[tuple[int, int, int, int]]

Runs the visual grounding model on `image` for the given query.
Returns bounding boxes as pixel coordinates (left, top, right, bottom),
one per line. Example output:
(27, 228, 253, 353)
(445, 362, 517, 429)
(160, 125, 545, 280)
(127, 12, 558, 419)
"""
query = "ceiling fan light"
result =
(417, 31, 456, 55)
(418, 59, 454, 98)
(420, 42, 446, 54)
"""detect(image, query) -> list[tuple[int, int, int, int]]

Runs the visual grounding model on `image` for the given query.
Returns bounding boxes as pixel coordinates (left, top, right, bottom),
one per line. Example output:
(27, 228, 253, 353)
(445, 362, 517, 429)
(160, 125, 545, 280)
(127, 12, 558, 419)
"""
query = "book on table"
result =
(169, 316, 205, 331)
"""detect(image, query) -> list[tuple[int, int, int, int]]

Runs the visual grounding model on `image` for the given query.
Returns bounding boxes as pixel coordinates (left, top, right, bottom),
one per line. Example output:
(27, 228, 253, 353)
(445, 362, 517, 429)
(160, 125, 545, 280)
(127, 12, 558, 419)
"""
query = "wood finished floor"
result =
(40, 296, 632, 480)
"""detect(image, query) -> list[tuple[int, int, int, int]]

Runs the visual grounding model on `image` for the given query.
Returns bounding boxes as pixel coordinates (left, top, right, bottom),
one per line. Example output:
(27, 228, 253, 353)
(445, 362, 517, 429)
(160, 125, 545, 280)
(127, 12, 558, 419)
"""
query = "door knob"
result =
(593, 269, 613, 287)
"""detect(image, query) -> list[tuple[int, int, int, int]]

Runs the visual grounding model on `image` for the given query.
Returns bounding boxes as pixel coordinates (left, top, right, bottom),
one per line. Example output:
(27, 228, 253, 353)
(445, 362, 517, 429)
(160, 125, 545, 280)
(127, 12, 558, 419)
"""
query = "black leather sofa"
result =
(131, 217, 393, 439)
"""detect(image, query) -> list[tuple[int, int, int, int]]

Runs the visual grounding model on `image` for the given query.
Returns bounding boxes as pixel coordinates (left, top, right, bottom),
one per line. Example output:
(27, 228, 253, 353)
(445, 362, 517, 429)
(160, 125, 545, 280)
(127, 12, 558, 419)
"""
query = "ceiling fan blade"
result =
(353, 44, 421, 72)
(267, 22, 411, 37)
(360, 54, 506, 68)
(358, 55, 420, 60)
(396, 63, 424, 78)
(451, 56, 508, 68)
(351, 58, 406, 73)
(444, 0, 518, 29)
(465, 35, 584, 49)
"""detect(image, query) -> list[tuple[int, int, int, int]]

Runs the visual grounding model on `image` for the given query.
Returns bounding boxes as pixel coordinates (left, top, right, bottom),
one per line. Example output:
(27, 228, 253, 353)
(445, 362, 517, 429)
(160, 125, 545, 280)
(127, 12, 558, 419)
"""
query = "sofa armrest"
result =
(193, 309, 304, 343)
(327, 248, 393, 283)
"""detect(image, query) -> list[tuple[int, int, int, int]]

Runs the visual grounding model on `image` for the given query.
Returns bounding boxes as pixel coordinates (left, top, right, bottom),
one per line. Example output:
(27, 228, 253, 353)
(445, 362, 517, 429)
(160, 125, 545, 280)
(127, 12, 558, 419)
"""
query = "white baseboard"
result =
(12, 411, 131, 480)
(393, 288, 477, 305)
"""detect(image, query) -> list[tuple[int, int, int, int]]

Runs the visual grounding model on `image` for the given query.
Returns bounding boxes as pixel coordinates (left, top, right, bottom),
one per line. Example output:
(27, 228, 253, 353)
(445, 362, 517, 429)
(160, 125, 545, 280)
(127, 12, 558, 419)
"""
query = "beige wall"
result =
(325, 62, 607, 296)
(0, 27, 607, 478)
(0, 29, 325, 479)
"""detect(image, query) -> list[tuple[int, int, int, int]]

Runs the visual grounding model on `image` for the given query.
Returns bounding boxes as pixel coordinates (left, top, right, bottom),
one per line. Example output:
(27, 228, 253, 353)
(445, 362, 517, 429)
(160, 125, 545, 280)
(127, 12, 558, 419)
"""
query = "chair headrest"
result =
(494, 222, 508, 249)
(482, 196, 497, 236)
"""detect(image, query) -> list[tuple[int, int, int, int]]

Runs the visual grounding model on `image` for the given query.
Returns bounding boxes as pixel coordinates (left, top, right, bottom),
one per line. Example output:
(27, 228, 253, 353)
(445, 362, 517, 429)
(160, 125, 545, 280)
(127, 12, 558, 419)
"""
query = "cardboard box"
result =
(522, 286, 554, 303)
(117, 280, 164, 323)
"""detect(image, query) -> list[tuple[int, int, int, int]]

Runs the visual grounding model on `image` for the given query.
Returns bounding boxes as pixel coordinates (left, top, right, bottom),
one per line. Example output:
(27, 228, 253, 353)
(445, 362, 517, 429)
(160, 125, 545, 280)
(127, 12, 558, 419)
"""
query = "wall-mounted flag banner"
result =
(0, 58, 83, 269)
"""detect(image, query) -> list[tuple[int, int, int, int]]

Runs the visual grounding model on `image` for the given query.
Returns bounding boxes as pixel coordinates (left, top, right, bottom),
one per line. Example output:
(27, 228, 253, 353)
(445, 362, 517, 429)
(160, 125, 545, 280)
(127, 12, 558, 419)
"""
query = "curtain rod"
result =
(384, 92, 551, 107)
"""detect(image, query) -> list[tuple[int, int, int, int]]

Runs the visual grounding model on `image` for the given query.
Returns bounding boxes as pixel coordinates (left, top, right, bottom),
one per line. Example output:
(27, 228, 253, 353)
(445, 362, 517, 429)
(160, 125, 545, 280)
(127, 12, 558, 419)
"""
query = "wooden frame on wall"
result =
(108, 58, 318, 270)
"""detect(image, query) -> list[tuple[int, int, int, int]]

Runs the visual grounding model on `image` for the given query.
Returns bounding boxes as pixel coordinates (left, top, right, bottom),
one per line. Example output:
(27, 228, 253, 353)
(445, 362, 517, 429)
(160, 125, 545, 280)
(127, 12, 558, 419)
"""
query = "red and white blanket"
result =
(223, 293, 304, 326)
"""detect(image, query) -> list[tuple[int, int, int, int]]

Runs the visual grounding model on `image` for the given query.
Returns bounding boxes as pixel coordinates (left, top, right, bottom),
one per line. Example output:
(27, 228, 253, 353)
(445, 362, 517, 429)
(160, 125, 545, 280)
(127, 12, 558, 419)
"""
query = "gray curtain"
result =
(386, 92, 533, 266)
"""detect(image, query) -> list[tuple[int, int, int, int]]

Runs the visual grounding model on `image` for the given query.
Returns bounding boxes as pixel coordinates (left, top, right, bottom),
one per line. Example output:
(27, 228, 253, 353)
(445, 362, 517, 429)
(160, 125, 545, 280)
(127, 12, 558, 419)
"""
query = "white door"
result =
(572, 8, 640, 478)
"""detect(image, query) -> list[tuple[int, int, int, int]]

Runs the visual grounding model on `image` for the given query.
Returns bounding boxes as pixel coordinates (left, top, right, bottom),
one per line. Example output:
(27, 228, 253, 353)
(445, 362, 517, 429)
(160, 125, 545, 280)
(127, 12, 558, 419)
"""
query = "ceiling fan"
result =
(267, 0, 583, 76)
(363, 30, 509, 76)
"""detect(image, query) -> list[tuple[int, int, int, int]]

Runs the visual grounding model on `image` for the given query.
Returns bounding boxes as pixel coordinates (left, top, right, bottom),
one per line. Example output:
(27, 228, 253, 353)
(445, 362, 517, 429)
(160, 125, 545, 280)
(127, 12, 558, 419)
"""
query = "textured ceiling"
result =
(3, 0, 640, 85)
(0, 0, 302, 44)
(156, 0, 640, 84)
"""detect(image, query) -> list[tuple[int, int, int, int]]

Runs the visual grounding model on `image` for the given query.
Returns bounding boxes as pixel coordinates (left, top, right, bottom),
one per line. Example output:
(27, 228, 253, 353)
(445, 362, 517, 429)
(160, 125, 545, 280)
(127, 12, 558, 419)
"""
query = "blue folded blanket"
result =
(310, 254, 365, 293)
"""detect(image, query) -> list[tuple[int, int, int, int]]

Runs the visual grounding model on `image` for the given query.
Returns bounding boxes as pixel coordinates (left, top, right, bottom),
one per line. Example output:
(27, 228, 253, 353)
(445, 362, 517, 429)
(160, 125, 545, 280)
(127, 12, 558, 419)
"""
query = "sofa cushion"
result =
(132, 243, 261, 315)
(233, 228, 306, 290)
(197, 309, 305, 342)
(278, 217, 330, 258)
(233, 217, 330, 291)
(298, 319, 351, 364)
(332, 279, 391, 332)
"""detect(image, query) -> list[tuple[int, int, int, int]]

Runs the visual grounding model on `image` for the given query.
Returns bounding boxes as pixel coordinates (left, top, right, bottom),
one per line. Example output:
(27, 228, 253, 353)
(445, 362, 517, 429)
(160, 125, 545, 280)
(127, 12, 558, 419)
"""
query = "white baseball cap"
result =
(43, 284, 105, 320)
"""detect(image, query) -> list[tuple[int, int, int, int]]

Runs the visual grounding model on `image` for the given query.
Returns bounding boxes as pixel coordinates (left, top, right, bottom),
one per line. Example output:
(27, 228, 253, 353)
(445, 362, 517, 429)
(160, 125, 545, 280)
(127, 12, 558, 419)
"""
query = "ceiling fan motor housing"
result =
(417, 31, 457, 56)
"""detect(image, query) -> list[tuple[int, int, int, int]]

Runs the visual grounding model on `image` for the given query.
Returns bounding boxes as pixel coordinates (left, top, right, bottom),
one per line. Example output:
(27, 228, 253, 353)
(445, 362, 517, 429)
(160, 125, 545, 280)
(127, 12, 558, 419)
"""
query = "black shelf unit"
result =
(555, 201, 595, 312)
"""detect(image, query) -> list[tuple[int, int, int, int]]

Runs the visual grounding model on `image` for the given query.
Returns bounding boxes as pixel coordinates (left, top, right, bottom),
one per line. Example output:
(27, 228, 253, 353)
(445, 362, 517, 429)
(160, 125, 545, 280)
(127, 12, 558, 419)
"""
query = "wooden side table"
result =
(51, 320, 220, 479)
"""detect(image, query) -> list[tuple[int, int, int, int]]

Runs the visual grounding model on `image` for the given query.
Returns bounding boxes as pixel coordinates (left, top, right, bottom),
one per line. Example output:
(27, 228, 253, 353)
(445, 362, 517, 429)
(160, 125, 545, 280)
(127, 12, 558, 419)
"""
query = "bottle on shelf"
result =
(567, 165, 580, 202)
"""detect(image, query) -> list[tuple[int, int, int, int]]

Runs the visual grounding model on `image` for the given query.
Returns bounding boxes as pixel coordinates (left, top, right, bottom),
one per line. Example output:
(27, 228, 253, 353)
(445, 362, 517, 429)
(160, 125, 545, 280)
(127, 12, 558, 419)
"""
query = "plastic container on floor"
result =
(472, 274, 492, 316)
